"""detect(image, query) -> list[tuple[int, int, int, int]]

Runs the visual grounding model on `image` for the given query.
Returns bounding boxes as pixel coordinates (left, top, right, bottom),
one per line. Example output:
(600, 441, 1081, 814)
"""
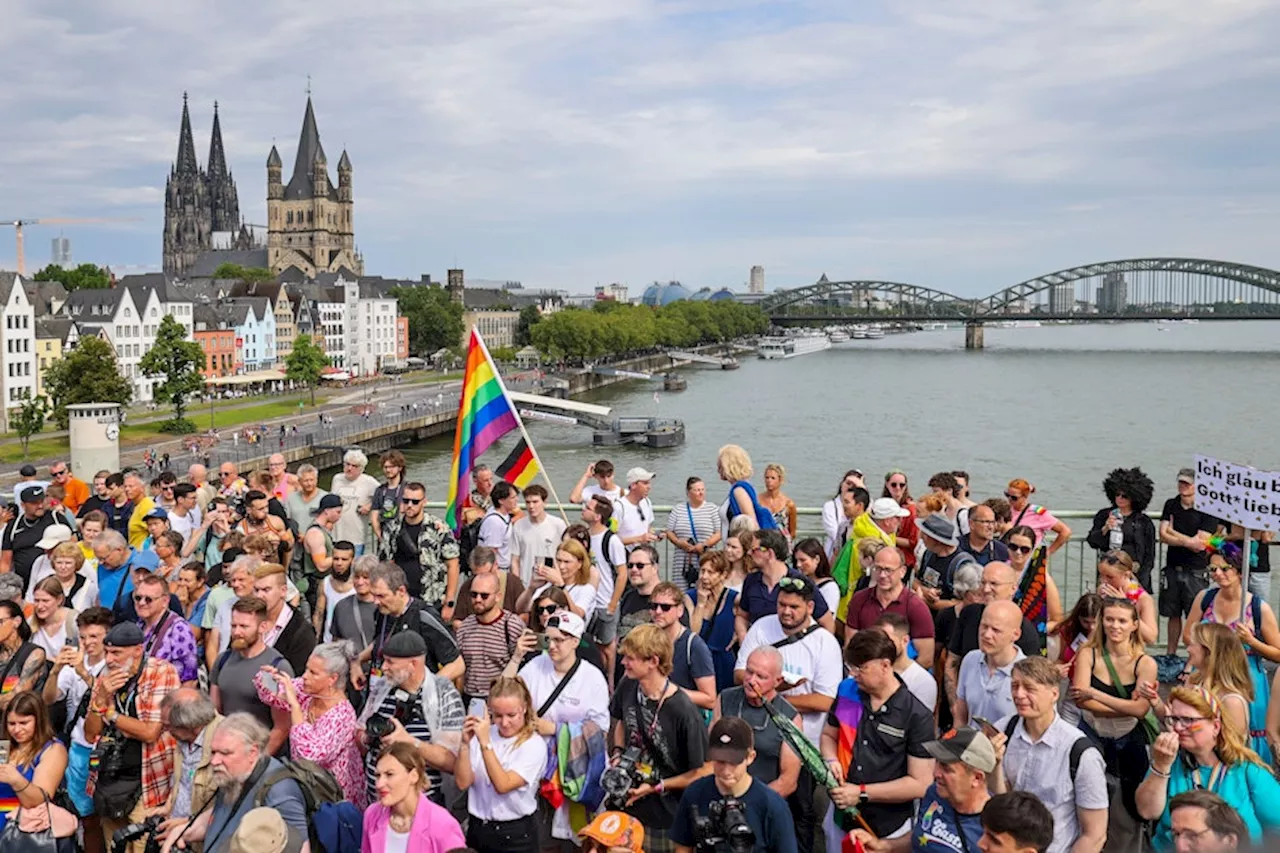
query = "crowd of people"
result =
(0, 450, 1272, 853)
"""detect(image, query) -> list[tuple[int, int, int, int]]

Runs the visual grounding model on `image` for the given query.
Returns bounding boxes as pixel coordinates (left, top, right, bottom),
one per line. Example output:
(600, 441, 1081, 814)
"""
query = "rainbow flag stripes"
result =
(445, 329, 520, 530)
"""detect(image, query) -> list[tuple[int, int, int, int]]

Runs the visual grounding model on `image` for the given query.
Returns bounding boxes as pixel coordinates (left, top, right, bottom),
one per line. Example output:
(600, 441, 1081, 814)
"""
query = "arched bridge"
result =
(761, 258, 1280, 325)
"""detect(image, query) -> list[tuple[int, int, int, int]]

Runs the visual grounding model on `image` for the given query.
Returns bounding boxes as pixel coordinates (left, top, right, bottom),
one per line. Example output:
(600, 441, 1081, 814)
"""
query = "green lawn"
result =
(121, 397, 320, 444)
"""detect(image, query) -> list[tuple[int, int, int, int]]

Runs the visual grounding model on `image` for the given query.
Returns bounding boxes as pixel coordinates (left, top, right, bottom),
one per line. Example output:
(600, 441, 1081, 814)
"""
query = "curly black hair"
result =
(1102, 467, 1154, 513)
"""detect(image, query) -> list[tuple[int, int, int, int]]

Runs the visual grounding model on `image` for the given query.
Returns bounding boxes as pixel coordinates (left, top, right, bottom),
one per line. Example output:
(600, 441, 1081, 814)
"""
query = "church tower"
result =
(205, 102, 241, 233)
(162, 93, 211, 277)
(266, 97, 361, 278)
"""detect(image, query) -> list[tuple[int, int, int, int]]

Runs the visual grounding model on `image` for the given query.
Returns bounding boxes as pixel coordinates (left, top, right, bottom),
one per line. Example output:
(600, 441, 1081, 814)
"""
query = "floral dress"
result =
(254, 673, 366, 808)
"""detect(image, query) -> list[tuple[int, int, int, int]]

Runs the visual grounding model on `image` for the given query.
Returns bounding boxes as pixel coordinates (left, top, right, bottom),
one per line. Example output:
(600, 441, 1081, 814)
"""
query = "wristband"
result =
(1148, 767, 1171, 779)
(655, 779, 665, 794)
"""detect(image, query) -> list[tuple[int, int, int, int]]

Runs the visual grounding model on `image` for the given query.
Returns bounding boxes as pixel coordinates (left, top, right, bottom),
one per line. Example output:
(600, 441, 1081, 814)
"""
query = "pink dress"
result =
(254, 673, 366, 808)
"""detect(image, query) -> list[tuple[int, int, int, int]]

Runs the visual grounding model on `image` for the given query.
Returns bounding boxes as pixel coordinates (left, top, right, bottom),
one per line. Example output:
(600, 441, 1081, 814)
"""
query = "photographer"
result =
(608, 624, 708, 853)
(356, 563, 463, 691)
(84, 622, 180, 853)
(361, 630, 464, 808)
(670, 717, 797, 853)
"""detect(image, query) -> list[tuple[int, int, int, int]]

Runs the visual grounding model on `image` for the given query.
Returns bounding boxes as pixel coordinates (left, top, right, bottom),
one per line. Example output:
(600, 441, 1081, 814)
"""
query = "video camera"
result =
(600, 746, 657, 809)
(693, 797, 754, 853)
(111, 815, 165, 853)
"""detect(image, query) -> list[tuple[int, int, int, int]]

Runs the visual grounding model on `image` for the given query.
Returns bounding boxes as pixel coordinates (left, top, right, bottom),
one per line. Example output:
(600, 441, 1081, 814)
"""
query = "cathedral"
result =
(162, 94, 362, 279)
(162, 95, 253, 277)
(266, 97, 362, 277)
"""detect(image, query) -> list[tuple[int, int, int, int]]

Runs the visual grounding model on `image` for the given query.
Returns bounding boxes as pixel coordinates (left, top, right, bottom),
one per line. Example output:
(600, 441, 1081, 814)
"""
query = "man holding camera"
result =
(83, 622, 180, 853)
(360, 630, 464, 807)
(609, 624, 708, 853)
(671, 717, 797, 853)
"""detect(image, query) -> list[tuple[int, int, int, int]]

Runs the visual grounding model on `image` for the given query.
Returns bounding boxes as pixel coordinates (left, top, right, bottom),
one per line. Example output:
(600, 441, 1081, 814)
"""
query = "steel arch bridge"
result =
(761, 258, 1280, 323)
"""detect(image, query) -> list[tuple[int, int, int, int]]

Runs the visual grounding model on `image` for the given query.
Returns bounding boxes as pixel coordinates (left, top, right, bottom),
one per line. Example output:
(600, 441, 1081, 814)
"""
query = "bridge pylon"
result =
(965, 321, 985, 350)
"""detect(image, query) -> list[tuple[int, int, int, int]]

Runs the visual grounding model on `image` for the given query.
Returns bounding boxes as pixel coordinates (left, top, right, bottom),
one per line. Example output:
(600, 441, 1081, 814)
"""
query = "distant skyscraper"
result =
(1049, 282, 1074, 314)
(749, 265, 765, 294)
(50, 236, 71, 266)
(1097, 272, 1128, 314)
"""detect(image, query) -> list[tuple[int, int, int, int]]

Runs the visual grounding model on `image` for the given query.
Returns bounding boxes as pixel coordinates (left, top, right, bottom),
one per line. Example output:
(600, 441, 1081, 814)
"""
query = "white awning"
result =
(205, 369, 287, 386)
(320, 371, 352, 381)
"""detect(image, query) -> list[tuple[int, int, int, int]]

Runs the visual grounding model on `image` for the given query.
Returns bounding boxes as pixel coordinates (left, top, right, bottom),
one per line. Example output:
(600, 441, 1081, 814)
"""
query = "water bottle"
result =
(1108, 508, 1124, 551)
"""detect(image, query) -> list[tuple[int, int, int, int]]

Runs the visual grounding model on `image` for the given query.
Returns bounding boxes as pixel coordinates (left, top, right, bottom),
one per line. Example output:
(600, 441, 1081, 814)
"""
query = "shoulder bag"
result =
(1099, 647, 1161, 744)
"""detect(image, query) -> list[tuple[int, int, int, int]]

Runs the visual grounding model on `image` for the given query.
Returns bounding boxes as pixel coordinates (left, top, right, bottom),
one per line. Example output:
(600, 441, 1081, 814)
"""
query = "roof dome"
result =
(641, 283, 663, 306)
(657, 281, 691, 306)
(691, 287, 712, 301)
(709, 288, 736, 301)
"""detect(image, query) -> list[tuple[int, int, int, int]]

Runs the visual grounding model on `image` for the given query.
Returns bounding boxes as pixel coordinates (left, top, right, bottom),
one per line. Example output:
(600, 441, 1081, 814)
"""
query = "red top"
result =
(846, 584, 935, 639)
(896, 502, 920, 569)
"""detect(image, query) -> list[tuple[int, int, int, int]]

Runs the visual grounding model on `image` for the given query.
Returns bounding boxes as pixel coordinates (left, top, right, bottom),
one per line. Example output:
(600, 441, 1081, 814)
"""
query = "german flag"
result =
(495, 437, 540, 489)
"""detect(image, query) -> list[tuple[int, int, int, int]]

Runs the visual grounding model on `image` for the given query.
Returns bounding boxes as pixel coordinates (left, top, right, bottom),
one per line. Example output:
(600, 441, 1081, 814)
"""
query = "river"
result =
(393, 320, 1280, 512)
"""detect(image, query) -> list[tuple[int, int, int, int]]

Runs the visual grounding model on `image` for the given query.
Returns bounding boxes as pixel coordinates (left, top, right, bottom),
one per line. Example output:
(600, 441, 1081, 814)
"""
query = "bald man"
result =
(953, 600, 1025, 727)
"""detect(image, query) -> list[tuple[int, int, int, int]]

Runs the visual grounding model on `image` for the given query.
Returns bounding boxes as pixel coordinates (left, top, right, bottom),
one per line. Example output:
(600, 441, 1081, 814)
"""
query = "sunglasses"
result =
(1007, 544, 1033, 555)
(51, 471, 67, 477)
(132, 594, 160, 605)
(626, 561, 649, 569)
(400, 498, 422, 505)
(651, 601, 680, 612)
(220, 472, 233, 478)
(1003, 492, 1022, 500)
(536, 604, 559, 615)
(469, 592, 492, 600)
(888, 481, 906, 488)
(778, 577, 808, 592)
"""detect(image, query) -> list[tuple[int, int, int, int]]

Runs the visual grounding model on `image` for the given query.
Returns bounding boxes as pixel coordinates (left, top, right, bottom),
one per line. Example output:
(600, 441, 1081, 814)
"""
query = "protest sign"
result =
(1194, 455, 1280, 534)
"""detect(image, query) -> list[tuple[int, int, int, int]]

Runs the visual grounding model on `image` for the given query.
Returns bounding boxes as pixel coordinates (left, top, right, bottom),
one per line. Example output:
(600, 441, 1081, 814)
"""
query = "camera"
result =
(93, 733, 128, 780)
(112, 814, 165, 853)
(600, 746, 655, 808)
(367, 688, 415, 741)
(693, 798, 755, 853)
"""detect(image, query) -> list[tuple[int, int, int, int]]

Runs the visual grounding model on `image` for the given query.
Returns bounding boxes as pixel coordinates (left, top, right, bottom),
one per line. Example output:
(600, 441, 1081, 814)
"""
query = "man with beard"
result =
(284, 464, 328, 528)
(355, 563, 462, 692)
(158, 713, 307, 853)
(359, 630, 464, 807)
(124, 472, 156, 549)
(330, 555, 378, 651)
(313, 541, 357, 642)
(236, 490, 294, 571)
(83, 622, 180, 853)
(251, 562, 316, 675)
(210, 596, 293, 756)
(301, 493, 344, 606)
(376, 481, 459, 615)
(1, 485, 56, 589)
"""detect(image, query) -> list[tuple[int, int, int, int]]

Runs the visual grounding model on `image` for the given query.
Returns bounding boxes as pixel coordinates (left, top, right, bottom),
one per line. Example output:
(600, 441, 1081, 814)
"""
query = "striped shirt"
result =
(665, 501, 721, 589)
(364, 676, 464, 805)
(455, 610, 526, 699)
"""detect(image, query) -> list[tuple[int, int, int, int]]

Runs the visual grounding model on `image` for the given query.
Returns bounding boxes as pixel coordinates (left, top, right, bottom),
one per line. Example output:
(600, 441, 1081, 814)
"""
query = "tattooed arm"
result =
(0, 648, 47, 709)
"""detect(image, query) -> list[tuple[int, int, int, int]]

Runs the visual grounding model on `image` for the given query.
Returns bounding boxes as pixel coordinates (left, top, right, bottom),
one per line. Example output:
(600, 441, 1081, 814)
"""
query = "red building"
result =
(396, 315, 410, 359)
(193, 305, 239, 378)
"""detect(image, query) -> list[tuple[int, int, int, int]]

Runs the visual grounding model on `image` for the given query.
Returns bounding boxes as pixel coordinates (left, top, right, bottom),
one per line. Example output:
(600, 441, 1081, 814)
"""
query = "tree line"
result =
(528, 300, 768, 359)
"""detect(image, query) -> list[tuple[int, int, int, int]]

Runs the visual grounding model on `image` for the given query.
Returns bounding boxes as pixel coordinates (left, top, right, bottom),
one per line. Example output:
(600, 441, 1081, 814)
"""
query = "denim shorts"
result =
(67, 741, 94, 816)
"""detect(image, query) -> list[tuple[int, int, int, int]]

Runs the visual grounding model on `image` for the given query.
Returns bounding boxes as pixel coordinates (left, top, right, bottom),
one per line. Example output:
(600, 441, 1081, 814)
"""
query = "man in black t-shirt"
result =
(357, 562, 461, 692)
(609, 624, 708, 851)
(0, 485, 56, 590)
(1157, 468, 1219, 666)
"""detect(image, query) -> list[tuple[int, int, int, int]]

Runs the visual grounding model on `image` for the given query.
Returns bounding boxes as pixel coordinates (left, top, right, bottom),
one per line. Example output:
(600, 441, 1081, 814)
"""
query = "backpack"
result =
(1003, 717, 1099, 783)
(255, 758, 362, 853)
(726, 480, 777, 530)
(458, 510, 509, 574)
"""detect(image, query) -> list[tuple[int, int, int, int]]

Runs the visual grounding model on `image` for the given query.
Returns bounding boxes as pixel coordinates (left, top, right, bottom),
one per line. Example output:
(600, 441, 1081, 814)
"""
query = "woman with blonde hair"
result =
(519, 540, 598, 619)
(1137, 686, 1280, 850)
(1171, 622, 1254, 739)
(28, 577, 76, 658)
(46, 541, 97, 612)
(456, 676, 546, 853)
(717, 444, 774, 535)
(1069, 598, 1157, 848)
(1096, 550, 1158, 644)
(758, 463, 798, 539)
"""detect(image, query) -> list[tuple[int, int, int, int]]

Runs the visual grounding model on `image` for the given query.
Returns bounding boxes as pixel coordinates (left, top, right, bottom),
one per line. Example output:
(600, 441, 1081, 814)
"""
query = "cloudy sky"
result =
(2, 0, 1279, 296)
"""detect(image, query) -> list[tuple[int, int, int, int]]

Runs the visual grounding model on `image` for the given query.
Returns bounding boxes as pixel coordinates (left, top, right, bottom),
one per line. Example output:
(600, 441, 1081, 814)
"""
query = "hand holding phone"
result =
(468, 698, 487, 720)
(972, 716, 999, 737)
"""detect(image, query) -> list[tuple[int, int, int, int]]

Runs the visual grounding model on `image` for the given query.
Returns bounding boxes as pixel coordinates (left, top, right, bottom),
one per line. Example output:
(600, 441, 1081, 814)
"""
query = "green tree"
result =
(139, 315, 206, 433)
(31, 263, 111, 290)
(515, 305, 542, 347)
(213, 263, 275, 284)
(285, 334, 330, 406)
(43, 336, 133, 429)
(11, 394, 49, 457)
(391, 286, 464, 355)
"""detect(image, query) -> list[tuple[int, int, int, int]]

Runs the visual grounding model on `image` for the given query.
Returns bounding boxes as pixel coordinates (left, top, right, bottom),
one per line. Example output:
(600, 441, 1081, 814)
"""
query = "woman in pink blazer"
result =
(362, 742, 466, 853)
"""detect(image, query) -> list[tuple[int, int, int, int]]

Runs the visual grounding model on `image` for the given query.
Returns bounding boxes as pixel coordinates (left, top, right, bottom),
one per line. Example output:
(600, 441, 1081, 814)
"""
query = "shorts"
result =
(1159, 567, 1209, 618)
(587, 609, 619, 645)
(67, 741, 94, 816)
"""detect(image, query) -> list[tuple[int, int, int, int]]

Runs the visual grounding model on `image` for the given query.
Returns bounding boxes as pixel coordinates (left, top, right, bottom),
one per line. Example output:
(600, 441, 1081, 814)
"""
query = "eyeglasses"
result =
(220, 472, 233, 478)
(750, 545, 769, 554)
(626, 561, 649, 569)
(1164, 715, 1208, 731)
(400, 498, 422, 505)
(651, 601, 680, 612)
(972, 518, 995, 525)
(1007, 544, 1033, 555)
(132, 594, 160, 605)
(469, 592, 492, 600)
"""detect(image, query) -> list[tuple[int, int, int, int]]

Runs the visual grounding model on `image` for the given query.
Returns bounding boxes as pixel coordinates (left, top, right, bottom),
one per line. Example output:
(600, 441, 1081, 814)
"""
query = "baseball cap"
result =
(546, 611, 585, 639)
(1177, 468, 1196, 485)
(229, 807, 304, 853)
(870, 497, 910, 521)
(580, 812, 645, 853)
(18, 486, 45, 504)
(144, 507, 169, 521)
(922, 727, 997, 773)
(35, 524, 74, 550)
(919, 513, 959, 548)
(625, 467, 656, 486)
(318, 494, 344, 511)
(707, 716, 753, 764)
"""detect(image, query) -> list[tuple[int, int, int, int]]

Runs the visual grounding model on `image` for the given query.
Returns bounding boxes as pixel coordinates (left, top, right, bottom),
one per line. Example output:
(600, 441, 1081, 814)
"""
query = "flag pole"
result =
(473, 331, 572, 528)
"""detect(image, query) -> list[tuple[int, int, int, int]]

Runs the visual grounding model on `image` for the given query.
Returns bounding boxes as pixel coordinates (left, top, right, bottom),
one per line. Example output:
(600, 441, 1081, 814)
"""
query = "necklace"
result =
(389, 812, 412, 832)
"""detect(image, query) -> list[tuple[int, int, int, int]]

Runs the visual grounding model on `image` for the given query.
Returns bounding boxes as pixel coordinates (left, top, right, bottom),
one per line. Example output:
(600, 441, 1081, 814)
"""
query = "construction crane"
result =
(1, 217, 141, 275)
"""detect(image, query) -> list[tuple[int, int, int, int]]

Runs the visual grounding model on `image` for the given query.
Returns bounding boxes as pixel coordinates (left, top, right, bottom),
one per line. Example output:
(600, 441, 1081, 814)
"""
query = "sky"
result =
(2, 0, 1279, 297)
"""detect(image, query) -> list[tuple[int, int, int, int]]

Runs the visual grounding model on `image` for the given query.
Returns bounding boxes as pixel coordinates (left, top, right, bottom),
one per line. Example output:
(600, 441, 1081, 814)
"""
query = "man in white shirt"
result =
(168, 484, 202, 547)
(42, 605, 111, 820)
(735, 575, 841, 742)
(510, 484, 567, 586)
(478, 480, 518, 571)
(872, 611, 937, 712)
(954, 600, 1026, 728)
(570, 459, 623, 508)
(616, 468, 658, 547)
(329, 449, 379, 555)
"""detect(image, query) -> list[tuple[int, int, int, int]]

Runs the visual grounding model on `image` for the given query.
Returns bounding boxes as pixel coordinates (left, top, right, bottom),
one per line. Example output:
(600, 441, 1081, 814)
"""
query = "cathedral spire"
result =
(175, 92, 199, 175)
(208, 100, 228, 179)
(285, 96, 330, 200)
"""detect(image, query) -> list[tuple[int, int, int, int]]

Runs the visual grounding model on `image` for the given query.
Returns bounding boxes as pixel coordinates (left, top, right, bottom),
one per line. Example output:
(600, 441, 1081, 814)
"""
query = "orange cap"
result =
(579, 811, 645, 853)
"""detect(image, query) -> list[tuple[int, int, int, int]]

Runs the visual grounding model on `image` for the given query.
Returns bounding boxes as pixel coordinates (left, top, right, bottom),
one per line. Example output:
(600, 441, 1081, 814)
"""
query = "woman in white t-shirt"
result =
(455, 676, 546, 853)
(28, 577, 75, 659)
(516, 611, 610, 847)
(518, 540, 598, 620)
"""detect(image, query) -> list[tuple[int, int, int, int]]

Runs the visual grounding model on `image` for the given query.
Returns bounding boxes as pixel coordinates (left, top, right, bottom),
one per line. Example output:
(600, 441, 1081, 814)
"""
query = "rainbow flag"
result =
(496, 437, 540, 489)
(445, 330, 520, 529)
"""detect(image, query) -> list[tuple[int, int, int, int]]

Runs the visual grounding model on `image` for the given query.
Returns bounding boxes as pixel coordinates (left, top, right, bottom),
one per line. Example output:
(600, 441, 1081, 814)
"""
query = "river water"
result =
(395, 321, 1280, 513)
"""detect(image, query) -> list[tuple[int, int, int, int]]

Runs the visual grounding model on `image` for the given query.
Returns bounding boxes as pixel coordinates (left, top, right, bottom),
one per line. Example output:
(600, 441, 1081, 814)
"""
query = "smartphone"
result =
(468, 698, 487, 719)
(65, 638, 78, 649)
(972, 716, 999, 737)
(537, 633, 549, 653)
(0, 741, 10, 765)
(543, 556, 555, 568)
